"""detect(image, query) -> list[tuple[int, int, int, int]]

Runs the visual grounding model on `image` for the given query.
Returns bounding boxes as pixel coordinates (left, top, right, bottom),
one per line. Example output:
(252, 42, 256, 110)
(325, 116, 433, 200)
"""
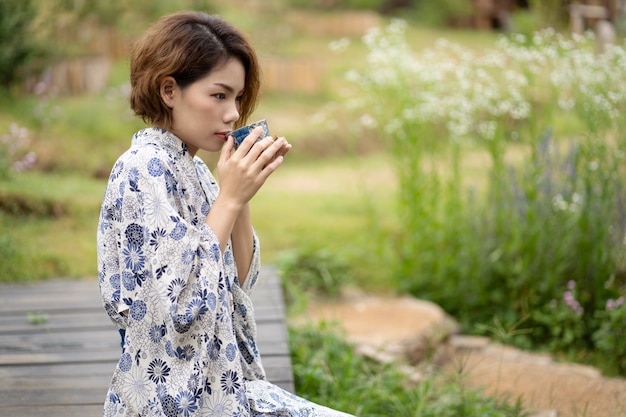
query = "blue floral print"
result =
(98, 128, 353, 416)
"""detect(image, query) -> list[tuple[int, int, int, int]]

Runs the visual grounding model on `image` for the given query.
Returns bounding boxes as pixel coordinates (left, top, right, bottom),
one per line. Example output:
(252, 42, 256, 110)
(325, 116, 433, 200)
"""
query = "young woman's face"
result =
(166, 58, 245, 156)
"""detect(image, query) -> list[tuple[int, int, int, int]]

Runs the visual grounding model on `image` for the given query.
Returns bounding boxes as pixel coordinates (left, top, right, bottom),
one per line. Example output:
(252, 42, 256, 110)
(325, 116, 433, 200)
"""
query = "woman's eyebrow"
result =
(214, 82, 244, 95)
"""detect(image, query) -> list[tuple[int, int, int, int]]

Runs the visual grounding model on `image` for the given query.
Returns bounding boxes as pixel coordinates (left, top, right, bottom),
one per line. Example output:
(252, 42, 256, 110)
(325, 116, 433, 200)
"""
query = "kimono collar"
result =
(132, 127, 192, 161)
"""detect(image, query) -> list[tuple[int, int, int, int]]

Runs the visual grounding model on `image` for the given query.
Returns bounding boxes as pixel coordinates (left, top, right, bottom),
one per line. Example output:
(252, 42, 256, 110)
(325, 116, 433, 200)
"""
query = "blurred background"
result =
(2, 0, 626, 381)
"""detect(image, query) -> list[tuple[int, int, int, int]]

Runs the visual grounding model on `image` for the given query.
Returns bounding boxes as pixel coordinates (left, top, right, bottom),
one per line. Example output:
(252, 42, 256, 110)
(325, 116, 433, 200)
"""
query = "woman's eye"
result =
(235, 95, 243, 102)
(214, 93, 226, 100)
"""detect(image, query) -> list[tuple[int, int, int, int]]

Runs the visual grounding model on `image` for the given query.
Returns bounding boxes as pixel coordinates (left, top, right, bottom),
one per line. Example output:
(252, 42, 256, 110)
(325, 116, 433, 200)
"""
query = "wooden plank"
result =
(0, 404, 104, 417)
(0, 303, 283, 335)
(0, 377, 112, 407)
(0, 276, 284, 315)
(0, 361, 115, 378)
(0, 265, 294, 415)
(0, 354, 291, 379)
(0, 320, 288, 346)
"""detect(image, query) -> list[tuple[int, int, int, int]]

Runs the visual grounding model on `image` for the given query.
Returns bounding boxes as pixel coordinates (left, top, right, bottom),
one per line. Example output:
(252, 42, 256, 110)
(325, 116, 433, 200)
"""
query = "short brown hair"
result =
(129, 11, 261, 129)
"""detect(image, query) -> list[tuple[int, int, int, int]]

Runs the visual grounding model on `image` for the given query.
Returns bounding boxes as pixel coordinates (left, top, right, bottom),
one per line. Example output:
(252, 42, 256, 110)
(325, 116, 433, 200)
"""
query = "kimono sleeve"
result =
(98, 146, 236, 348)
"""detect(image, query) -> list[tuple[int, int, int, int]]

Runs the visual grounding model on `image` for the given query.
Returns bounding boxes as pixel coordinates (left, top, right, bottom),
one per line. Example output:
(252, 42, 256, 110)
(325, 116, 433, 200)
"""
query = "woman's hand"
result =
(217, 125, 291, 207)
(205, 125, 291, 255)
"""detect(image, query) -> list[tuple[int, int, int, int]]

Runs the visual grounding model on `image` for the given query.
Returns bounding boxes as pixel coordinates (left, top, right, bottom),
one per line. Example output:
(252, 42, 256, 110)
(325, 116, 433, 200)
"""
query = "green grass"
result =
(0, 153, 397, 286)
(289, 321, 527, 417)
(252, 154, 398, 290)
(0, 171, 104, 280)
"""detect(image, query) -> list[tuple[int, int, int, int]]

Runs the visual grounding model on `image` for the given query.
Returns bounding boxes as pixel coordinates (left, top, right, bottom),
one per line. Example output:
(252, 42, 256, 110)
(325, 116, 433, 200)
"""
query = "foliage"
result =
(36, 0, 217, 32)
(287, 0, 386, 11)
(0, 0, 43, 87)
(277, 246, 352, 308)
(510, 0, 569, 39)
(330, 21, 626, 374)
(289, 321, 528, 416)
(409, 0, 472, 27)
(527, 0, 570, 30)
(593, 297, 626, 375)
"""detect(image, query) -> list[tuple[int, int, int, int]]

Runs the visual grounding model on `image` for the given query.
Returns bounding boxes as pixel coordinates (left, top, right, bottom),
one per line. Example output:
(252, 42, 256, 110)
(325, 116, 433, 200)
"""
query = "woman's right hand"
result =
(205, 126, 290, 253)
(216, 125, 291, 208)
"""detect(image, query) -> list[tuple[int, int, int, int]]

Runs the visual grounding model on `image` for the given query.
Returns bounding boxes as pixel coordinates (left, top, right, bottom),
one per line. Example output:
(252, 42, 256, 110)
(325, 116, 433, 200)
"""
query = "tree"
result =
(0, 0, 39, 88)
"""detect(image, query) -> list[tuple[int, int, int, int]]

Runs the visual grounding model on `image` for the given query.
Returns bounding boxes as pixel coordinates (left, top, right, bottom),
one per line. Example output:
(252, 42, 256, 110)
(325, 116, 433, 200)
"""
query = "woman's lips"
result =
(216, 132, 230, 141)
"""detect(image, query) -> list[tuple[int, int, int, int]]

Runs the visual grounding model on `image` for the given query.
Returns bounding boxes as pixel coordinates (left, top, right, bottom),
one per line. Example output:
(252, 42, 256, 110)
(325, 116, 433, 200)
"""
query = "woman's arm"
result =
(205, 128, 290, 284)
(203, 197, 254, 285)
(230, 203, 254, 285)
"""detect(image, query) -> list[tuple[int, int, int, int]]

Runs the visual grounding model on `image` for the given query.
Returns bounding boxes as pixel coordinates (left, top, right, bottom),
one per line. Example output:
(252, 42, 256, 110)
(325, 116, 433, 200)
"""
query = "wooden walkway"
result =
(0, 265, 294, 417)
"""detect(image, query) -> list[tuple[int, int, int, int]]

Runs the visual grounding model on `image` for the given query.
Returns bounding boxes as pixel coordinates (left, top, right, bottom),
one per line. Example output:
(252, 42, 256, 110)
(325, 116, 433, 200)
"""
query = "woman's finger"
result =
(234, 125, 265, 156)
(219, 135, 235, 163)
(252, 137, 288, 170)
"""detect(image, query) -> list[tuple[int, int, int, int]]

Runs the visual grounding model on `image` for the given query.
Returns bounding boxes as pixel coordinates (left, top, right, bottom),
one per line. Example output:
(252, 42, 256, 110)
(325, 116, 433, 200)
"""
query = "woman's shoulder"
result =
(115, 129, 183, 169)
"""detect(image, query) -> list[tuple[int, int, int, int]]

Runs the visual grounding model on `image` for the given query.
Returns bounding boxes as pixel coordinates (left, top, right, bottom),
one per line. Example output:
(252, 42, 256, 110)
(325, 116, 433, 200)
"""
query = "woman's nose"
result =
(225, 102, 240, 124)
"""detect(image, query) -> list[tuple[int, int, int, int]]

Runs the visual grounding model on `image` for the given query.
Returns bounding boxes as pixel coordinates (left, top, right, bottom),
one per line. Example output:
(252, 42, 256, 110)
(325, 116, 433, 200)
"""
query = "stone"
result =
(304, 294, 458, 364)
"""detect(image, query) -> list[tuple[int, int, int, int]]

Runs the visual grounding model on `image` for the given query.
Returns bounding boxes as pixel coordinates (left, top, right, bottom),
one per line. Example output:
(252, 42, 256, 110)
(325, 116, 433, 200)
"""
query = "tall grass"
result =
(289, 322, 526, 417)
(331, 21, 626, 374)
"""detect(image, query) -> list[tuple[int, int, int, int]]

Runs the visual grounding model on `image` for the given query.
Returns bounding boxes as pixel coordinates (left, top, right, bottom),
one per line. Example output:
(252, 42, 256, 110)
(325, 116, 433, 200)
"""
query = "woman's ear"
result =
(160, 77, 177, 108)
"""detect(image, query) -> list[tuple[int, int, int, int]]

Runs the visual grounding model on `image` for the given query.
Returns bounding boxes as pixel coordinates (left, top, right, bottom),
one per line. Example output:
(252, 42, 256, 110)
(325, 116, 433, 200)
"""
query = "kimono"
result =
(97, 127, 354, 417)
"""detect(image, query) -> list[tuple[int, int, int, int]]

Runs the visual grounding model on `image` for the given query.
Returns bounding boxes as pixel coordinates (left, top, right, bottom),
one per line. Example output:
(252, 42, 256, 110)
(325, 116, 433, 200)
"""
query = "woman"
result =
(97, 11, 354, 417)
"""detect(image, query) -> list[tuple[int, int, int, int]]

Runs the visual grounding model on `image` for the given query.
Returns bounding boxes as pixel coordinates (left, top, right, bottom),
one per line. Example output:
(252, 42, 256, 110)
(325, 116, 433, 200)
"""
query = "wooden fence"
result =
(261, 57, 323, 94)
(24, 56, 112, 96)
(23, 11, 382, 96)
(286, 10, 380, 37)
(25, 55, 323, 96)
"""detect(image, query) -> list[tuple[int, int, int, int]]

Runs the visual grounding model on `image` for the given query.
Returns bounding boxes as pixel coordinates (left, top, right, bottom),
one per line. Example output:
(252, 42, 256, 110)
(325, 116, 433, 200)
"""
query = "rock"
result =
(529, 410, 558, 417)
(449, 335, 491, 351)
(304, 294, 458, 365)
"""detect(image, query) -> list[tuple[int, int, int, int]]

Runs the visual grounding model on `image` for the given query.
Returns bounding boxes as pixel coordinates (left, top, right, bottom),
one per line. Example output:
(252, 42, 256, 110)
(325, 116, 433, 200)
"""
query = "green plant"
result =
(0, 0, 42, 87)
(509, 10, 544, 39)
(532, 281, 589, 354)
(333, 21, 626, 373)
(27, 311, 49, 325)
(287, 0, 385, 11)
(593, 296, 626, 375)
(411, 0, 472, 27)
(289, 321, 528, 416)
(277, 246, 352, 306)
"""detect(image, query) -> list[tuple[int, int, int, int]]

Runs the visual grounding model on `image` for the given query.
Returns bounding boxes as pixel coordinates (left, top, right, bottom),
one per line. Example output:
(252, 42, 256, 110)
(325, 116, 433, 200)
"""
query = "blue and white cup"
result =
(229, 119, 270, 149)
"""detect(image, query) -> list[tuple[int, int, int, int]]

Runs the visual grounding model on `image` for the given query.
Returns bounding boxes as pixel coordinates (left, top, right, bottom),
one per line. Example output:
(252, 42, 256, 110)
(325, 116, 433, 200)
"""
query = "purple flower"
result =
(563, 290, 583, 316)
(606, 297, 625, 310)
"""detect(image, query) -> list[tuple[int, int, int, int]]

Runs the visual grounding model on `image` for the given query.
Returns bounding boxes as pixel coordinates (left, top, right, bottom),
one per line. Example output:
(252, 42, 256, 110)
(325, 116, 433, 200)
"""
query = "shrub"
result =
(329, 21, 626, 373)
(410, 0, 472, 27)
(593, 297, 626, 375)
(277, 246, 352, 311)
(287, 0, 386, 11)
(0, 0, 41, 87)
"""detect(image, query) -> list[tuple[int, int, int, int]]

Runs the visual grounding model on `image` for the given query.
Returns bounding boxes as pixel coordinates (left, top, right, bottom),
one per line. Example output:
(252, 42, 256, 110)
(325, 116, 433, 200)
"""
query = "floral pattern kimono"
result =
(97, 128, 353, 417)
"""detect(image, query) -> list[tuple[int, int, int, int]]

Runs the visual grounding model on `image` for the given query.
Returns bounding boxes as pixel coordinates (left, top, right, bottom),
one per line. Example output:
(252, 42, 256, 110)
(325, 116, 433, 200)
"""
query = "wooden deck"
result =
(0, 265, 294, 417)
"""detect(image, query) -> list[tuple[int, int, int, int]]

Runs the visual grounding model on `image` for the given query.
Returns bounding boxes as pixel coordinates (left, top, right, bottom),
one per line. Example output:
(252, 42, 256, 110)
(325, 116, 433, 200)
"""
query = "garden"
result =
(1, 0, 625, 416)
